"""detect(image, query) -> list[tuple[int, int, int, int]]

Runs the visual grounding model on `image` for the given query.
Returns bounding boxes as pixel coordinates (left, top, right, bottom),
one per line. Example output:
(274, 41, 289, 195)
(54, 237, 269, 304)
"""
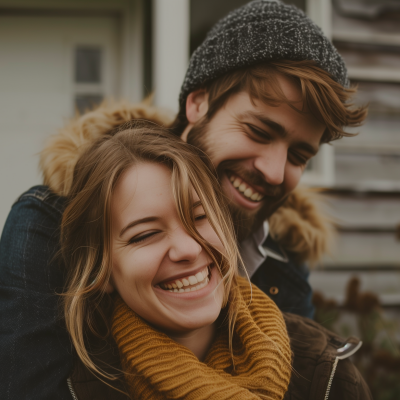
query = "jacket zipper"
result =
(324, 341, 363, 400)
(67, 377, 79, 400)
(324, 357, 339, 400)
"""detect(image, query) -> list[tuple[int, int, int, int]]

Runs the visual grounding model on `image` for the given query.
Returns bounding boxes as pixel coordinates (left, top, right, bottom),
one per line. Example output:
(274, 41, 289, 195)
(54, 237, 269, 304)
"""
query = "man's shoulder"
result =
(269, 187, 334, 266)
(0, 185, 66, 291)
(14, 185, 66, 215)
(0, 187, 73, 399)
(283, 313, 372, 400)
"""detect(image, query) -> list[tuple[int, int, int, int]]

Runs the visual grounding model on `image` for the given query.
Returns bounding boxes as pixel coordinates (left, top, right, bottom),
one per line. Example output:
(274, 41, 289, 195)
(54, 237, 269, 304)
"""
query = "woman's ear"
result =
(186, 89, 209, 124)
(105, 279, 114, 294)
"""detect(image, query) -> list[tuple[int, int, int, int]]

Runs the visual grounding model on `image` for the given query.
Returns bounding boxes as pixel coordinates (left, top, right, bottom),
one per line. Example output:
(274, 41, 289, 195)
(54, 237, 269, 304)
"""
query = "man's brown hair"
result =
(172, 60, 367, 143)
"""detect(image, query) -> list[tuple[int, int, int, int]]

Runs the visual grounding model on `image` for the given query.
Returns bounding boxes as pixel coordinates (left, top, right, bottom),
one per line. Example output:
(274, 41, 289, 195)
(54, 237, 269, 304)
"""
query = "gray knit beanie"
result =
(179, 0, 348, 109)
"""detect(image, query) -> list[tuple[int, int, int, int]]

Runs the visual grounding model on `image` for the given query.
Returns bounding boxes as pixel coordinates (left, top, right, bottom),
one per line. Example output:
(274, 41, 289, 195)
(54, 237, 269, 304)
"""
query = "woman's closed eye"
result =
(195, 214, 207, 221)
(128, 231, 159, 245)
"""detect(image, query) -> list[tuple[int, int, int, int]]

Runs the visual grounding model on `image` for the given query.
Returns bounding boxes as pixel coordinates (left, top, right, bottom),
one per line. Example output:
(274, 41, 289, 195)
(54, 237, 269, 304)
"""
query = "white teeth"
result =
(233, 178, 241, 188)
(182, 278, 190, 287)
(176, 280, 183, 288)
(188, 276, 197, 285)
(195, 272, 203, 282)
(160, 266, 211, 294)
(230, 174, 263, 203)
(238, 183, 246, 192)
(244, 188, 253, 198)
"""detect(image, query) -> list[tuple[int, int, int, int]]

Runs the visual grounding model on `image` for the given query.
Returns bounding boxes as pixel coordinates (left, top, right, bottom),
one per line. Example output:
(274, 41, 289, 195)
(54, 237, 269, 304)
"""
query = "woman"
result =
(61, 120, 292, 399)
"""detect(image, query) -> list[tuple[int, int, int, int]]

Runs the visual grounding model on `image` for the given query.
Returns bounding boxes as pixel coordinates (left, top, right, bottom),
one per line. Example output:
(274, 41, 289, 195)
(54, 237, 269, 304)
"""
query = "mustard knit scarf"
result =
(112, 277, 292, 400)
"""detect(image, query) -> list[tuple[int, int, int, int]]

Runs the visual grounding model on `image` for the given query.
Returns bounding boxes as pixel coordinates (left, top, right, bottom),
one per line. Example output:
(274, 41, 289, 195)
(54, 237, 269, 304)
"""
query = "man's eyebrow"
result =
(119, 216, 160, 237)
(239, 111, 287, 138)
(292, 141, 319, 156)
(239, 111, 319, 155)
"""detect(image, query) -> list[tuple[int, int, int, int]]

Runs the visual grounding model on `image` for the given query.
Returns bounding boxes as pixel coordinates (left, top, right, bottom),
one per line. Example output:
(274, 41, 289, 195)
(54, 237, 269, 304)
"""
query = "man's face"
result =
(182, 74, 326, 240)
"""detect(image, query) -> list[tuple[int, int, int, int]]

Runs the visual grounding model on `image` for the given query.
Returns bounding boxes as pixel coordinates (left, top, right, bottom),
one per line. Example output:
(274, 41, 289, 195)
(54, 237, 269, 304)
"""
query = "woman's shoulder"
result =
(236, 276, 290, 344)
(283, 312, 372, 399)
(237, 278, 371, 399)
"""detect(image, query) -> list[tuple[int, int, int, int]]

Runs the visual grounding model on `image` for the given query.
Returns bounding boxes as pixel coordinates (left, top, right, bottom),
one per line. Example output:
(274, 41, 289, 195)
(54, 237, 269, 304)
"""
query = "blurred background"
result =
(0, 0, 399, 397)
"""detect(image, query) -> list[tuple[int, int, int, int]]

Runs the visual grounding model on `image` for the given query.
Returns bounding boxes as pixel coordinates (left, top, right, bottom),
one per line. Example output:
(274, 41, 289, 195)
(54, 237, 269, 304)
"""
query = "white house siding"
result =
(0, 0, 145, 231)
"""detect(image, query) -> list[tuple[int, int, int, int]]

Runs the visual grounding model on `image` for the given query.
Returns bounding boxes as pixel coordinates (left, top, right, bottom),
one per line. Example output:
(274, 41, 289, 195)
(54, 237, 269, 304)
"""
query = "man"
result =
(0, 1, 367, 398)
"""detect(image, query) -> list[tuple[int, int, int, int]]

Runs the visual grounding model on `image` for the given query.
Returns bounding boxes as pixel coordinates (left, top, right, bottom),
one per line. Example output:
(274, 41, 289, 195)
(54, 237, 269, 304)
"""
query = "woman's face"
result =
(109, 162, 225, 335)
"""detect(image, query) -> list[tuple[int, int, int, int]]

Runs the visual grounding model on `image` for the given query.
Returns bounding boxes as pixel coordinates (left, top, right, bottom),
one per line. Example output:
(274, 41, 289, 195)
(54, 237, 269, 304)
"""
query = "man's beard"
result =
(187, 120, 289, 242)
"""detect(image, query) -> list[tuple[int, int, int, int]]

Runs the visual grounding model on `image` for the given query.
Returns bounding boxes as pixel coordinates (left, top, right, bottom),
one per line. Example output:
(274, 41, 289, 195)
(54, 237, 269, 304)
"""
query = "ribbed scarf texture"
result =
(112, 277, 292, 400)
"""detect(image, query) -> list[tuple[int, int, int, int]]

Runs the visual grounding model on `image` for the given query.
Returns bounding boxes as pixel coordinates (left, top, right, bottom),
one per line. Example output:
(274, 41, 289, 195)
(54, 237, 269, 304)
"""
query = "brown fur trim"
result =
(40, 100, 334, 263)
(40, 99, 173, 197)
(269, 187, 335, 265)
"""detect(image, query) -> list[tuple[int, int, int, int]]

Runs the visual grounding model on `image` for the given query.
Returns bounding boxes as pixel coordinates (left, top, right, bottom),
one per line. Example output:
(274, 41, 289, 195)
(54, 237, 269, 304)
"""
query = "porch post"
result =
(152, 0, 190, 113)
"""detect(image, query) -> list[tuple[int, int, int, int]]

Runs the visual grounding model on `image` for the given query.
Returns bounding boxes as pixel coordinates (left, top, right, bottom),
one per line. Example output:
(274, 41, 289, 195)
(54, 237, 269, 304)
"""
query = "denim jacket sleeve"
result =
(0, 186, 73, 400)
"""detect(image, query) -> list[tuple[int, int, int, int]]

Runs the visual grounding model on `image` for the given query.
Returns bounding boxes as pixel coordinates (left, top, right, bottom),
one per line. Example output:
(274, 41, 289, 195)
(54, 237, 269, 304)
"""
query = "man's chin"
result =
(226, 200, 265, 242)
(226, 194, 289, 242)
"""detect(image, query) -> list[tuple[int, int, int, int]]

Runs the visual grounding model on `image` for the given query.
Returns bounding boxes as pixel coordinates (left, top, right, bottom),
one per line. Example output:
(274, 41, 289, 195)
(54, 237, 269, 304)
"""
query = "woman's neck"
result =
(168, 323, 216, 362)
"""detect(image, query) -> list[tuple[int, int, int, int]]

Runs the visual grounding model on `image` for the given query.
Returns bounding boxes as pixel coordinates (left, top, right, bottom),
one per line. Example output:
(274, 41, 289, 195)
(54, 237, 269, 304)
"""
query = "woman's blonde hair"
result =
(61, 120, 240, 380)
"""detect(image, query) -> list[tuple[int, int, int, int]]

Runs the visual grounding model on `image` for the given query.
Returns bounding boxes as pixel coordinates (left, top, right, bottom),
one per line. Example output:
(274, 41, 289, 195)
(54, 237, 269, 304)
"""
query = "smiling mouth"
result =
(228, 172, 264, 203)
(157, 266, 210, 293)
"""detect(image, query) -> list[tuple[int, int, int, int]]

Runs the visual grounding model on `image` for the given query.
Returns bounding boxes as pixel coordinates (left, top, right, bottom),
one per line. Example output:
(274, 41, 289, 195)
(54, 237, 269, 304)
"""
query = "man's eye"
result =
(289, 152, 309, 166)
(245, 124, 271, 142)
(128, 231, 158, 245)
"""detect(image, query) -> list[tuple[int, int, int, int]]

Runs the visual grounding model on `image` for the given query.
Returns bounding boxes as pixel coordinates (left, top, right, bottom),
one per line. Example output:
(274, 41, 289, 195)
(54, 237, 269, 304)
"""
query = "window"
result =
(74, 46, 103, 114)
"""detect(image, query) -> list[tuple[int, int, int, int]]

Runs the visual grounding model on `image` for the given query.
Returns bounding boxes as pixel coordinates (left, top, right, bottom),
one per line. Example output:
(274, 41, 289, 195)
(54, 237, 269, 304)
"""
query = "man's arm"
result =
(0, 186, 73, 400)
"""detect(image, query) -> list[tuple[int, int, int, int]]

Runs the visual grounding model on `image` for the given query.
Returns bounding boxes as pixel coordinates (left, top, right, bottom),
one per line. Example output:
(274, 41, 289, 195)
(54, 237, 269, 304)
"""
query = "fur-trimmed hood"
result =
(40, 100, 333, 265)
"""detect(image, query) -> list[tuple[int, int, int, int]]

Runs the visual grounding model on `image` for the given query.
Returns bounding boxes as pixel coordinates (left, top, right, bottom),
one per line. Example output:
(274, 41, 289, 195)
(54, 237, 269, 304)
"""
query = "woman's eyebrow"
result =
(193, 201, 202, 209)
(119, 216, 160, 237)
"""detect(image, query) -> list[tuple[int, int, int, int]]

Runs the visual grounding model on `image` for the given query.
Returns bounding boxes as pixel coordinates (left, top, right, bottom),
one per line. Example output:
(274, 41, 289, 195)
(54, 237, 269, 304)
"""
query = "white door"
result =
(0, 14, 120, 230)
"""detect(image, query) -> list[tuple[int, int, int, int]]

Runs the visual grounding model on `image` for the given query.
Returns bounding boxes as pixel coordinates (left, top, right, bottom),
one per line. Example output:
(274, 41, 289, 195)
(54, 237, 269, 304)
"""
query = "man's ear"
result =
(186, 89, 209, 124)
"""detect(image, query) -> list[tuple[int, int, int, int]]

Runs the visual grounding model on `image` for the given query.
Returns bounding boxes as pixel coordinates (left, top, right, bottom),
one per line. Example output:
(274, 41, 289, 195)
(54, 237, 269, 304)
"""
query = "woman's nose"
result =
(168, 227, 202, 263)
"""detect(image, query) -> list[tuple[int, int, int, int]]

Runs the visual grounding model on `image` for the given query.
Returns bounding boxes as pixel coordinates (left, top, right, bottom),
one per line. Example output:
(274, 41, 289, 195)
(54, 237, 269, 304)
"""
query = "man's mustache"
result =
(217, 160, 284, 198)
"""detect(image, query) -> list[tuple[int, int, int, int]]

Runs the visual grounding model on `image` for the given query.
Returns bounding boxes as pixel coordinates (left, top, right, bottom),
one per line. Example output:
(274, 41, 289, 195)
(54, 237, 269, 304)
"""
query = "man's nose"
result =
(254, 145, 287, 186)
(168, 227, 202, 263)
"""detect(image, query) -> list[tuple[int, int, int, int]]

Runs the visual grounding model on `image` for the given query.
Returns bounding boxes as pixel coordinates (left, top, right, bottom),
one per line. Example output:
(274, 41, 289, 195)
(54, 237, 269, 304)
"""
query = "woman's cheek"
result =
(198, 223, 225, 254)
(122, 248, 159, 283)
